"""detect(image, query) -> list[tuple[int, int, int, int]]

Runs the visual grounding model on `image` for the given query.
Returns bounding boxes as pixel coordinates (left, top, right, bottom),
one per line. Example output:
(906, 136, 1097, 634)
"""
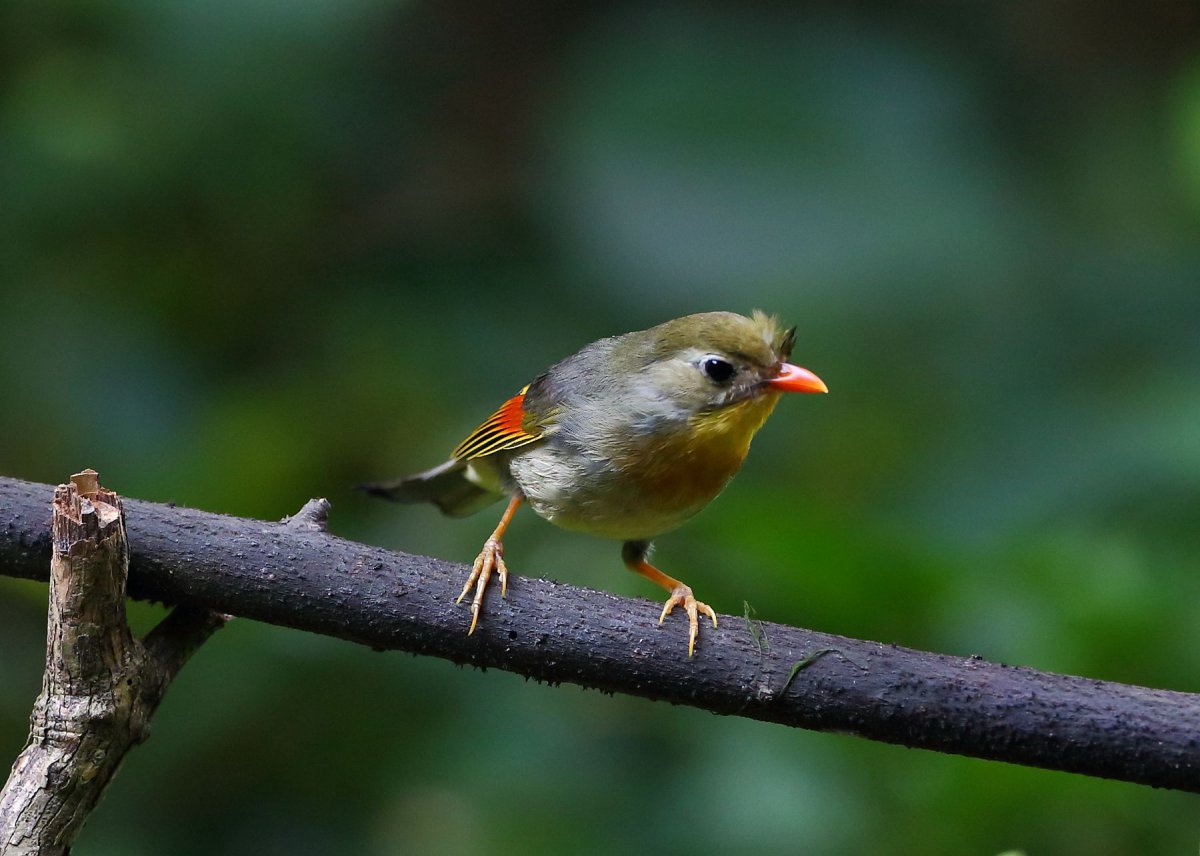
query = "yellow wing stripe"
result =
(452, 385, 544, 460)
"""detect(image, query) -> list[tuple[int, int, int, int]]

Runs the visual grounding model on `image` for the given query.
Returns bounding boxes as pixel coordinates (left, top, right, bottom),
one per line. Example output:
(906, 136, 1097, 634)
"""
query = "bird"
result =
(361, 310, 827, 656)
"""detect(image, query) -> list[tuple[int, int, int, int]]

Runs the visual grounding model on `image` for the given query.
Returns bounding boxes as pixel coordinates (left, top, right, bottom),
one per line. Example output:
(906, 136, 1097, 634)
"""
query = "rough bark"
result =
(0, 474, 1197, 793)
(0, 473, 224, 855)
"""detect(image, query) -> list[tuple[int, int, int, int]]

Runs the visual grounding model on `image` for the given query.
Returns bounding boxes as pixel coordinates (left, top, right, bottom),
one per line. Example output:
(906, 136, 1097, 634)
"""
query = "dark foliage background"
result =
(2, 2, 1199, 853)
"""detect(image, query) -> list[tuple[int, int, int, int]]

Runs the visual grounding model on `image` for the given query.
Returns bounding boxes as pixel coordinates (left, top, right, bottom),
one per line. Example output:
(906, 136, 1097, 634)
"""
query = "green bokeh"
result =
(3, 3, 1199, 853)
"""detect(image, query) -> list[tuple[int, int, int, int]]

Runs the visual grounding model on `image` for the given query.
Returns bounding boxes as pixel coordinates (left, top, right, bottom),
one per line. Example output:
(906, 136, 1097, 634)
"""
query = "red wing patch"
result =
(452, 385, 544, 460)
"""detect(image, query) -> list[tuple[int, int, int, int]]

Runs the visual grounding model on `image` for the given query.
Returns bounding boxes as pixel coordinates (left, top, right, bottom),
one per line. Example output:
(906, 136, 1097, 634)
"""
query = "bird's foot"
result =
(455, 538, 509, 634)
(658, 585, 718, 657)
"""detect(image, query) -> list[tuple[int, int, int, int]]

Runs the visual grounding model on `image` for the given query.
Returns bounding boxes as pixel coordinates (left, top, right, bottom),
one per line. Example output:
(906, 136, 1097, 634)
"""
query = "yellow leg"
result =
(621, 541, 717, 657)
(456, 494, 522, 634)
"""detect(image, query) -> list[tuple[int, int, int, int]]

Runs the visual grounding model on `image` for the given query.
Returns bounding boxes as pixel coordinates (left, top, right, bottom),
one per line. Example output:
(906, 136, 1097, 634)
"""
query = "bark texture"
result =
(0, 474, 1198, 794)
(0, 473, 224, 855)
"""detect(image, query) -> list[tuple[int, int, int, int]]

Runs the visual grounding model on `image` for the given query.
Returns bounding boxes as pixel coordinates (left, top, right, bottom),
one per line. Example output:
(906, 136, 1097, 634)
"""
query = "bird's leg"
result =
(456, 494, 522, 634)
(621, 540, 717, 657)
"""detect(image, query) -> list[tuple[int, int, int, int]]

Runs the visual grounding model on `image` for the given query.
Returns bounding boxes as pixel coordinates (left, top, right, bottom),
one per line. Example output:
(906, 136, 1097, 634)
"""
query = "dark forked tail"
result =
(357, 459, 501, 518)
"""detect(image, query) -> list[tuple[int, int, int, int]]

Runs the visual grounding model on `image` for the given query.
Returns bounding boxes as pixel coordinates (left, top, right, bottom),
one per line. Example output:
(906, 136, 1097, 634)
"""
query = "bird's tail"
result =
(357, 459, 501, 518)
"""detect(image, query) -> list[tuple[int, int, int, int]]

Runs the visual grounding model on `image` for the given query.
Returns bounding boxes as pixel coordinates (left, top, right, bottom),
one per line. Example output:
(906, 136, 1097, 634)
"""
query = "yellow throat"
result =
(627, 390, 783, 510)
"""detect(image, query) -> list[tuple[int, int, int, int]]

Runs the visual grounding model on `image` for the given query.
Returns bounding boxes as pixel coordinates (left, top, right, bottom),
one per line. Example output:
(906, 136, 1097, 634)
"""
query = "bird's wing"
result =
(451, 383, 548, 460)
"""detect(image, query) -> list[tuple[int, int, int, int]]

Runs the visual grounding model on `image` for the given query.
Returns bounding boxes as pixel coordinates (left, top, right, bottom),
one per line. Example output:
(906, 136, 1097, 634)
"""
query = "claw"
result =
(457, 538, 507, 635)
(453, 494, 522, 636)
(658, 584, 717, 657)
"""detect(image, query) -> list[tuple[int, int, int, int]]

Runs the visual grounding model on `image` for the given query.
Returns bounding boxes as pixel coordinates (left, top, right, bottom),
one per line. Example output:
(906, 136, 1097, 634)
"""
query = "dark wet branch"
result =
(1, 474, 1197, 793)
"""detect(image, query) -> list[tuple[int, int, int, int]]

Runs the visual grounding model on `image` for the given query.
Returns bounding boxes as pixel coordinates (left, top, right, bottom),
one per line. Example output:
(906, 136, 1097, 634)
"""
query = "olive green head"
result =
(616, 310, 800, 415)
(526, 310, 824, 454)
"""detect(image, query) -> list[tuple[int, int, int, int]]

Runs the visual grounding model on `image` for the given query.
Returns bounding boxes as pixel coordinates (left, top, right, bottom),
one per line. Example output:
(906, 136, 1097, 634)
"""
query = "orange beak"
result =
(767, 363, 828, 394)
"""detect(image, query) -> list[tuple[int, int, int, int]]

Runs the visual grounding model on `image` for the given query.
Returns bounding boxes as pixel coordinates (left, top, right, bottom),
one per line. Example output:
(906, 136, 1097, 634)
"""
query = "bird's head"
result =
(630, 309, 825, 411)
(600, 310, 826, 461)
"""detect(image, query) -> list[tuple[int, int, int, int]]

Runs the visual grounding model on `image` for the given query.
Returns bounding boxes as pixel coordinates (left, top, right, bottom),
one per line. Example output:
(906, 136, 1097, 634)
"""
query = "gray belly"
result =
(507, 443, 705, 541)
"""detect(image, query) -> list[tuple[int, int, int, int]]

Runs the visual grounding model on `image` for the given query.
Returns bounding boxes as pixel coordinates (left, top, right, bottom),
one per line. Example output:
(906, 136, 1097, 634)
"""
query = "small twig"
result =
(0, 472, 224, 855)
(283, 497, 331, 532)
(142, 604, 229, 686)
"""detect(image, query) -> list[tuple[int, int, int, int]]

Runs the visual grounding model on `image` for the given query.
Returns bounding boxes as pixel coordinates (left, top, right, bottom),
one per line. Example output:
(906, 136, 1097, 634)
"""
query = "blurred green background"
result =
(3, 2, 1200, 853)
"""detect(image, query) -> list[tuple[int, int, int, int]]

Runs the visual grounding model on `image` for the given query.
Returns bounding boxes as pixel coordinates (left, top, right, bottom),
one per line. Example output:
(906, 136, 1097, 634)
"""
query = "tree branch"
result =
(0, 473, 225, 855)
(1, 474, 1197, 792)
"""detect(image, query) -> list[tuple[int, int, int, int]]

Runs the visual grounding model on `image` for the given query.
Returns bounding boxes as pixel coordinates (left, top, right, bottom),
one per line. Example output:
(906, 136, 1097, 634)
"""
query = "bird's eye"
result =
(702, 358, 736, 384)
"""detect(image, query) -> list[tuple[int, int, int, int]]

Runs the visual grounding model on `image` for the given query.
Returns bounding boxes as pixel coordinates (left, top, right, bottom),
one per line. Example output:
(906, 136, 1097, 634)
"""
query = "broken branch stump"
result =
(0, 471, 225, 856)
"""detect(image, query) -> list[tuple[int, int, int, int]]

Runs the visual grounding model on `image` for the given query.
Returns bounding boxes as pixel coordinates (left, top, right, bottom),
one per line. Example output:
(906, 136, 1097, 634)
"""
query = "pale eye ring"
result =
(702, 357, 736, 384)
